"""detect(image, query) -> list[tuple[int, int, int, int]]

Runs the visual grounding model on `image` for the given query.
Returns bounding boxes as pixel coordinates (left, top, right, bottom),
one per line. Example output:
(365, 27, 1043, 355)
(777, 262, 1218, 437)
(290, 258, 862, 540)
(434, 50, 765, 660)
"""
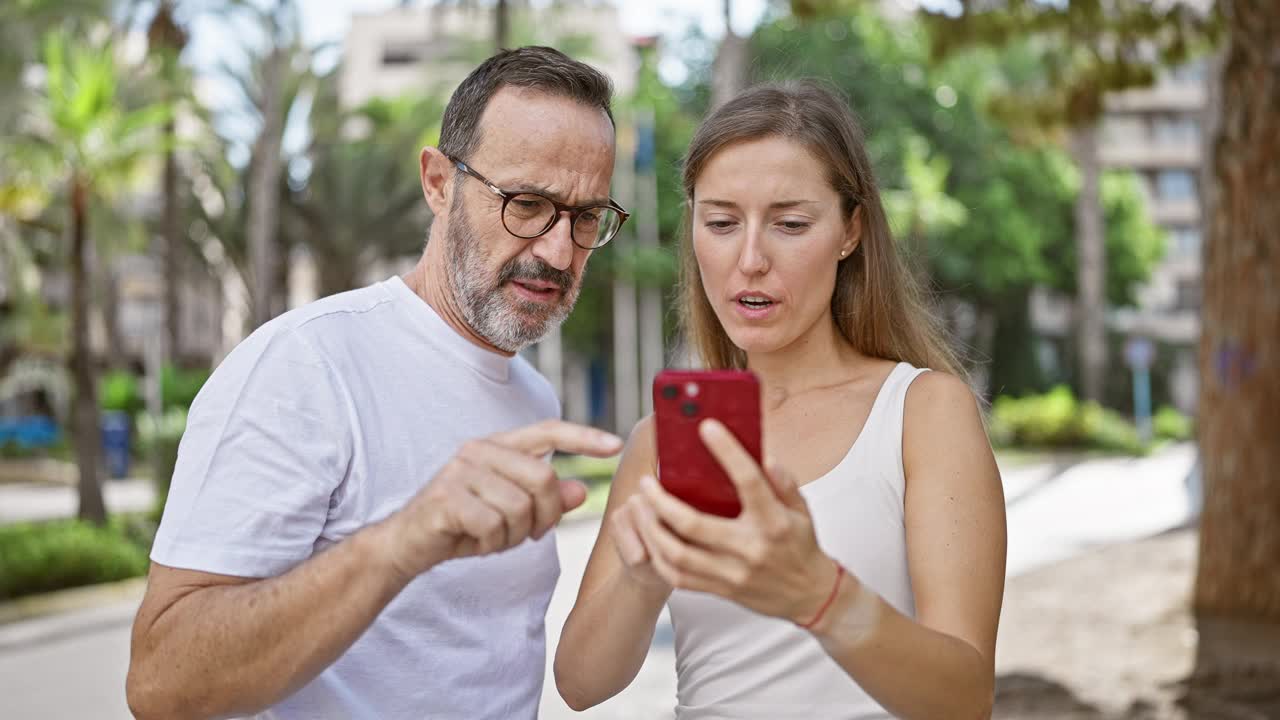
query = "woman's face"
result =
(692, 136, 860, 356)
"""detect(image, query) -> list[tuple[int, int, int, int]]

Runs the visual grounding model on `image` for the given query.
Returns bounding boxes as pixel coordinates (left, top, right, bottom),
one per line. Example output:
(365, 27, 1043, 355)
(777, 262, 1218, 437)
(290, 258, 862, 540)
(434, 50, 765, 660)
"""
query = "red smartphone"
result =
(653, 369, 762, 518)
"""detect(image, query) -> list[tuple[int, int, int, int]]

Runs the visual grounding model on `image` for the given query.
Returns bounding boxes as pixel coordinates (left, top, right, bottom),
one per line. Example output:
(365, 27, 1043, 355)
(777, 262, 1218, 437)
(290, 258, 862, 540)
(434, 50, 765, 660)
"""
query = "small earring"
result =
(839, 250, 848, 258)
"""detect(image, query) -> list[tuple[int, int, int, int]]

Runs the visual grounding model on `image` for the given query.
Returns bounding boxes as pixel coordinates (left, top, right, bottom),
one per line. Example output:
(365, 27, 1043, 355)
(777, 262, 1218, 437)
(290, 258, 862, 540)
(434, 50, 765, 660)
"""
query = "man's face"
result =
(442, 87, 616, 353)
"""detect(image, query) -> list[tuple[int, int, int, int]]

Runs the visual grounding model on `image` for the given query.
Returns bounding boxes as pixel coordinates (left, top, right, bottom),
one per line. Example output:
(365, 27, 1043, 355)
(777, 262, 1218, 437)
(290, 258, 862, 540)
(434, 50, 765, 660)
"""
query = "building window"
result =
(1104, 115, 1147, 146)
(1155, 170, 1197, 202)
(382, 44, 421, 66)
(1169, 226, 1202, 258)
(1152, 115, 1200, 145)
(1174, 279, 1202, 312)
(1169, 59, 1207, 85)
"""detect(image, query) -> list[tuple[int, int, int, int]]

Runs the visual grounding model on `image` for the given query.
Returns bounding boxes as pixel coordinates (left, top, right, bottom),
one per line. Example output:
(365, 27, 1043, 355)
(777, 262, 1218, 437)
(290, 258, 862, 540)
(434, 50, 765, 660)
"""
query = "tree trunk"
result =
(69, 175, 106, 525)
(710, 0, 747, 109)
(101, 261, 128, 369)
(162, 118, 182, 361)
(494, 0, 509, 51)
(248, 46, 286, 330)
(1070, 124, 1107, 403)
(317, 251, 359, 298)
(1189, 0, 1280, 703)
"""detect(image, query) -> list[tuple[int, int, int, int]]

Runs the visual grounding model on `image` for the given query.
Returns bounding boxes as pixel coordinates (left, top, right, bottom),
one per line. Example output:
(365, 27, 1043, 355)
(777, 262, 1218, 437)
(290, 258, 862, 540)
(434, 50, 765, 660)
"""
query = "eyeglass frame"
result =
(444, 154, 630, 250)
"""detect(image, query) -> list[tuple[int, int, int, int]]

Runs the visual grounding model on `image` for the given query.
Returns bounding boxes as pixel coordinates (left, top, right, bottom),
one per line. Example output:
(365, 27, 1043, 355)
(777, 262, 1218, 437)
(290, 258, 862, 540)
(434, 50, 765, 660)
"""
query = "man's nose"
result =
(529, 211, 576, 271)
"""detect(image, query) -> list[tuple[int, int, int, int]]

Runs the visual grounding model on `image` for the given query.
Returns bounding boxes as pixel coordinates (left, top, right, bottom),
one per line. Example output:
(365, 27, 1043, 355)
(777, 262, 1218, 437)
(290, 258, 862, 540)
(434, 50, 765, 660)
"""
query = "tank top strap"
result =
(857, 362, 930, 499)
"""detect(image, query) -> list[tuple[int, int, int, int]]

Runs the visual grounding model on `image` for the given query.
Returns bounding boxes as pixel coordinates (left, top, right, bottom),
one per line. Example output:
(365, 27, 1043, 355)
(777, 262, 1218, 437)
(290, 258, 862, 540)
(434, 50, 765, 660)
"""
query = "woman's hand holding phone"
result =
(607, 494, 673, 593)
(633, 419, 852, 629)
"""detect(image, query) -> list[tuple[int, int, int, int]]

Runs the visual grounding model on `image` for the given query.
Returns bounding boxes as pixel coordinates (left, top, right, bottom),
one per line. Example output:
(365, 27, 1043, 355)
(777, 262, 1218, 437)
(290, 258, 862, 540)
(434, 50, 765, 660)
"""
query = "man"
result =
(126, 46, 628, 720)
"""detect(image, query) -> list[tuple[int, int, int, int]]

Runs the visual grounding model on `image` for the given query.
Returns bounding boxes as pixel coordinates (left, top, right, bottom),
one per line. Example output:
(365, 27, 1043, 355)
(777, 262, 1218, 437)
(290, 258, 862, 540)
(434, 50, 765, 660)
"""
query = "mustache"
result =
(498, 258, 575, 294)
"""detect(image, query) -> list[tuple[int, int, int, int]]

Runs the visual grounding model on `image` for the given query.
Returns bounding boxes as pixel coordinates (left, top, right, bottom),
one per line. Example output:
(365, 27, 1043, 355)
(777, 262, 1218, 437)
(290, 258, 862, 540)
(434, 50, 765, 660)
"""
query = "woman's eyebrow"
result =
(697, 198, 818, 209)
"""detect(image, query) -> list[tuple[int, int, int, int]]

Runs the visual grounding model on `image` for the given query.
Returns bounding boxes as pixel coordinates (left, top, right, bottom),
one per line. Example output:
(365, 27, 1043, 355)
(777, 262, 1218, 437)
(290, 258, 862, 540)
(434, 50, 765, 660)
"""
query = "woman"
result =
(555, 81, 1006, 719)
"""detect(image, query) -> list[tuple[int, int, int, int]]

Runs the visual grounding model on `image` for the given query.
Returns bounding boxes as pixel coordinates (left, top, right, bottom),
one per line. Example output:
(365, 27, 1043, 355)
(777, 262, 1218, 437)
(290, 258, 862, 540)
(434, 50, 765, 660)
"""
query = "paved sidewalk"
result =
(0, 478, 155, 525)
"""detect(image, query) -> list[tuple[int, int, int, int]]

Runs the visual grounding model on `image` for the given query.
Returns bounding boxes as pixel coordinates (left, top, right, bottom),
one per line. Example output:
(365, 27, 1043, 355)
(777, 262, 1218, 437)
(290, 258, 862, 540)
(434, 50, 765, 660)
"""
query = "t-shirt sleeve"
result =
(150, 326, 353, 578)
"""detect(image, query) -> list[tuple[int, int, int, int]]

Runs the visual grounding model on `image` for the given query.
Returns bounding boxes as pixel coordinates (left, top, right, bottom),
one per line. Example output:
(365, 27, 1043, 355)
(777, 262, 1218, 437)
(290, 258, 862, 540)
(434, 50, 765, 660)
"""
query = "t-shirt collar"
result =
(386, 275, 513, 383)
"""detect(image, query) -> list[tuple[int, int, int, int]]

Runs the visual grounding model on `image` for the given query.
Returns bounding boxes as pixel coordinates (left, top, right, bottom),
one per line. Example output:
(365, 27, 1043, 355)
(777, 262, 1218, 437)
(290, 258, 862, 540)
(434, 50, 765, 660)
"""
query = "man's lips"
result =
(509, 278, 564, 304)
(513, 278, 561, 293)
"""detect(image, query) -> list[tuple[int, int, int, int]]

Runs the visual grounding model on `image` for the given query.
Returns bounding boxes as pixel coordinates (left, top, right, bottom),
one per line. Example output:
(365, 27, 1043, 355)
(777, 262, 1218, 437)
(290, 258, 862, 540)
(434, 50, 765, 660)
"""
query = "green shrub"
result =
(989, 386, 1079, 447)
(0, 518, 151, 600)
(162, 365, 211, 410)
(1153, 405, 1194, 442)
(1078, 402, 1146, 455)
(100, 370, 143, 414)
(989, 385, 1148, 454)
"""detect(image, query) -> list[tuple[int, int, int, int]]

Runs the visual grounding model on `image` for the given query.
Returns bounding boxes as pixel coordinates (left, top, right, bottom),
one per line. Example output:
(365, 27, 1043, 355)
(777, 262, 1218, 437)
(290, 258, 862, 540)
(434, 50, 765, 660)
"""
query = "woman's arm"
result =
(807, 371, 1007, 719)
(632, 372, 1006, 720)
(554, 416, 673, 711)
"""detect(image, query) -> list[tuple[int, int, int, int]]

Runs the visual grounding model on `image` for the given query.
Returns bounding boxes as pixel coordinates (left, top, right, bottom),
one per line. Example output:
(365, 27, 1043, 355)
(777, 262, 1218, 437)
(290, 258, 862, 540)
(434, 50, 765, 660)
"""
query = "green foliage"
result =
(920, 0, 1220, 129)
(988, 385, 1146, 455)
(95, 366, 206, 416)
(99, 370, 142, 414)
(0, 517, 151, 600)
(161, 366, 210, 410)
(1038, 169, 1167, 305)
(27, 34, 171, 185)
(1102, 172, 1167, 306)
(284, 73, 438, 296)
(1154, 405, 1194, 442)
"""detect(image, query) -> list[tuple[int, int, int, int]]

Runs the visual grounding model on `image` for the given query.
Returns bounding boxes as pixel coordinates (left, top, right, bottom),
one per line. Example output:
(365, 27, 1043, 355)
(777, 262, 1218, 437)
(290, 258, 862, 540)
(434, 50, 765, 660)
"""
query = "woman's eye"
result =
(706, 220, 736, 231)
(779, 221, 811, 232)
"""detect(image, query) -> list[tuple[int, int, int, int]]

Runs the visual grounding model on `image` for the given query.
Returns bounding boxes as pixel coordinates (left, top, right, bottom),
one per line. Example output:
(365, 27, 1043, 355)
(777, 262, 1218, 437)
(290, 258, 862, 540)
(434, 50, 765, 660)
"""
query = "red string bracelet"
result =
(798, 560, 845, 630)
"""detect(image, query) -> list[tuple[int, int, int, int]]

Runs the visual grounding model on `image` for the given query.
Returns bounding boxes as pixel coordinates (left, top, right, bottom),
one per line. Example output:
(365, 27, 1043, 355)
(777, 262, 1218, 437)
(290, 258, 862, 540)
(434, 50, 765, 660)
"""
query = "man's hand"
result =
(378, 420, 623, 579)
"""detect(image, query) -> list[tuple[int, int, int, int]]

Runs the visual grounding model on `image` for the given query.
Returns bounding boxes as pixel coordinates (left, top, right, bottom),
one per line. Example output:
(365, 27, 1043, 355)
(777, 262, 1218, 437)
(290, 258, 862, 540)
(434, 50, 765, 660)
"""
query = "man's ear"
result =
(420, 146, 452, 216)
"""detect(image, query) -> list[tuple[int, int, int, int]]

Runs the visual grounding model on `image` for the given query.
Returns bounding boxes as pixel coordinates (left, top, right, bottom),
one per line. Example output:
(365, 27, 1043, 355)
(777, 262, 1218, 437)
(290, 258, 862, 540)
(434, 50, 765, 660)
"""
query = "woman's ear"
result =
(839, 205, 864, 259)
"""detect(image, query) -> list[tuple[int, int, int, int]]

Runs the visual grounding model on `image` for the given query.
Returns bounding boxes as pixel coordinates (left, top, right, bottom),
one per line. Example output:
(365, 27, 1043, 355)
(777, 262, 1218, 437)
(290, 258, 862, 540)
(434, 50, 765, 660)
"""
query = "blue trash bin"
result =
(101, 411, 131, 479)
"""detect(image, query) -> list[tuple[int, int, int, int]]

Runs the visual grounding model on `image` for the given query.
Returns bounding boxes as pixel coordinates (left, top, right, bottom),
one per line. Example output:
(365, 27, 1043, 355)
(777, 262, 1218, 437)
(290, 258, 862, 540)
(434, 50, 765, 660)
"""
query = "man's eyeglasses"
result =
(446, 154, 629, 250)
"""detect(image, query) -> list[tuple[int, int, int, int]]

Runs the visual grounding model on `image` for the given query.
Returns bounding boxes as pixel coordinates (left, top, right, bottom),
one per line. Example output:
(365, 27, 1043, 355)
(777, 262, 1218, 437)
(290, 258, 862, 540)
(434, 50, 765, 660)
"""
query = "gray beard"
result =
(444, 194, 580, 353)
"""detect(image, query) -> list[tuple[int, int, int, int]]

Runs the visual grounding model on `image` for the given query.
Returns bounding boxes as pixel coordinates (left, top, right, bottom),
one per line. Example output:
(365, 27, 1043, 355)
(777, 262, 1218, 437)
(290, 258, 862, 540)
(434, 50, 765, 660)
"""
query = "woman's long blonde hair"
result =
(678, 80, 966, 379)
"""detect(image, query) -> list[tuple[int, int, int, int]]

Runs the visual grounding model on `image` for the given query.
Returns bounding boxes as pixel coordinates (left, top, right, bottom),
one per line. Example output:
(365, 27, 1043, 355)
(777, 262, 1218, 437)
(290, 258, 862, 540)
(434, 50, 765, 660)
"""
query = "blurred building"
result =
(339, 3, 636, 114)
(1031, 57, 1210, 415)
(36, 253, 223, 370)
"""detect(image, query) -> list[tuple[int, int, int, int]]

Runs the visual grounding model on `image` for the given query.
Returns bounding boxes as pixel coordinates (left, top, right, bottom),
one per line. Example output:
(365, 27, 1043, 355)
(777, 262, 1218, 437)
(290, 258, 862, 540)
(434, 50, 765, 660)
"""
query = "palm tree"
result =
(285, 79, 436, 297)
(206, 0, 309, 330)
(11, 34, 168, 524)
(146, 1, 190, 362)
(0, 1, 110, 129)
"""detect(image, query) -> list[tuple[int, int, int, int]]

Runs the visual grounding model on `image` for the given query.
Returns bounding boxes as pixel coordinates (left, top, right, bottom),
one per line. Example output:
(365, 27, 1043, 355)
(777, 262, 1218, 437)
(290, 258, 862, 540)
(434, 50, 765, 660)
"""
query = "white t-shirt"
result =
(151, 276, 562, 720)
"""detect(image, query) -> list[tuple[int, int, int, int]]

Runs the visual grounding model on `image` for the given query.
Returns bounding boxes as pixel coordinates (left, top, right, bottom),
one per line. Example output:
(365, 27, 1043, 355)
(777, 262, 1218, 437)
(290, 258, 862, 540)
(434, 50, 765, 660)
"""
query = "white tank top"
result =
(667, 362, 928, 720)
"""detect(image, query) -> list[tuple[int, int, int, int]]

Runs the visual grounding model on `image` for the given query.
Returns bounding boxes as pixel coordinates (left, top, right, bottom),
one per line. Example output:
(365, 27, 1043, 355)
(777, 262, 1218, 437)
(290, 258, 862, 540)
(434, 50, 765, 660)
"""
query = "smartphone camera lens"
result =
(662, 385, 678, 400)
(681, 401, 698, 417)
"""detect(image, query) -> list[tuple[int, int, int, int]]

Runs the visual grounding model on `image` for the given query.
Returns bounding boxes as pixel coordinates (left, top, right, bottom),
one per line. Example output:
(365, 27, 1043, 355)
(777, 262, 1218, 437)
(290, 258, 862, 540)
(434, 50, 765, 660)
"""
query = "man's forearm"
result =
(128, 520, 414, 719)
